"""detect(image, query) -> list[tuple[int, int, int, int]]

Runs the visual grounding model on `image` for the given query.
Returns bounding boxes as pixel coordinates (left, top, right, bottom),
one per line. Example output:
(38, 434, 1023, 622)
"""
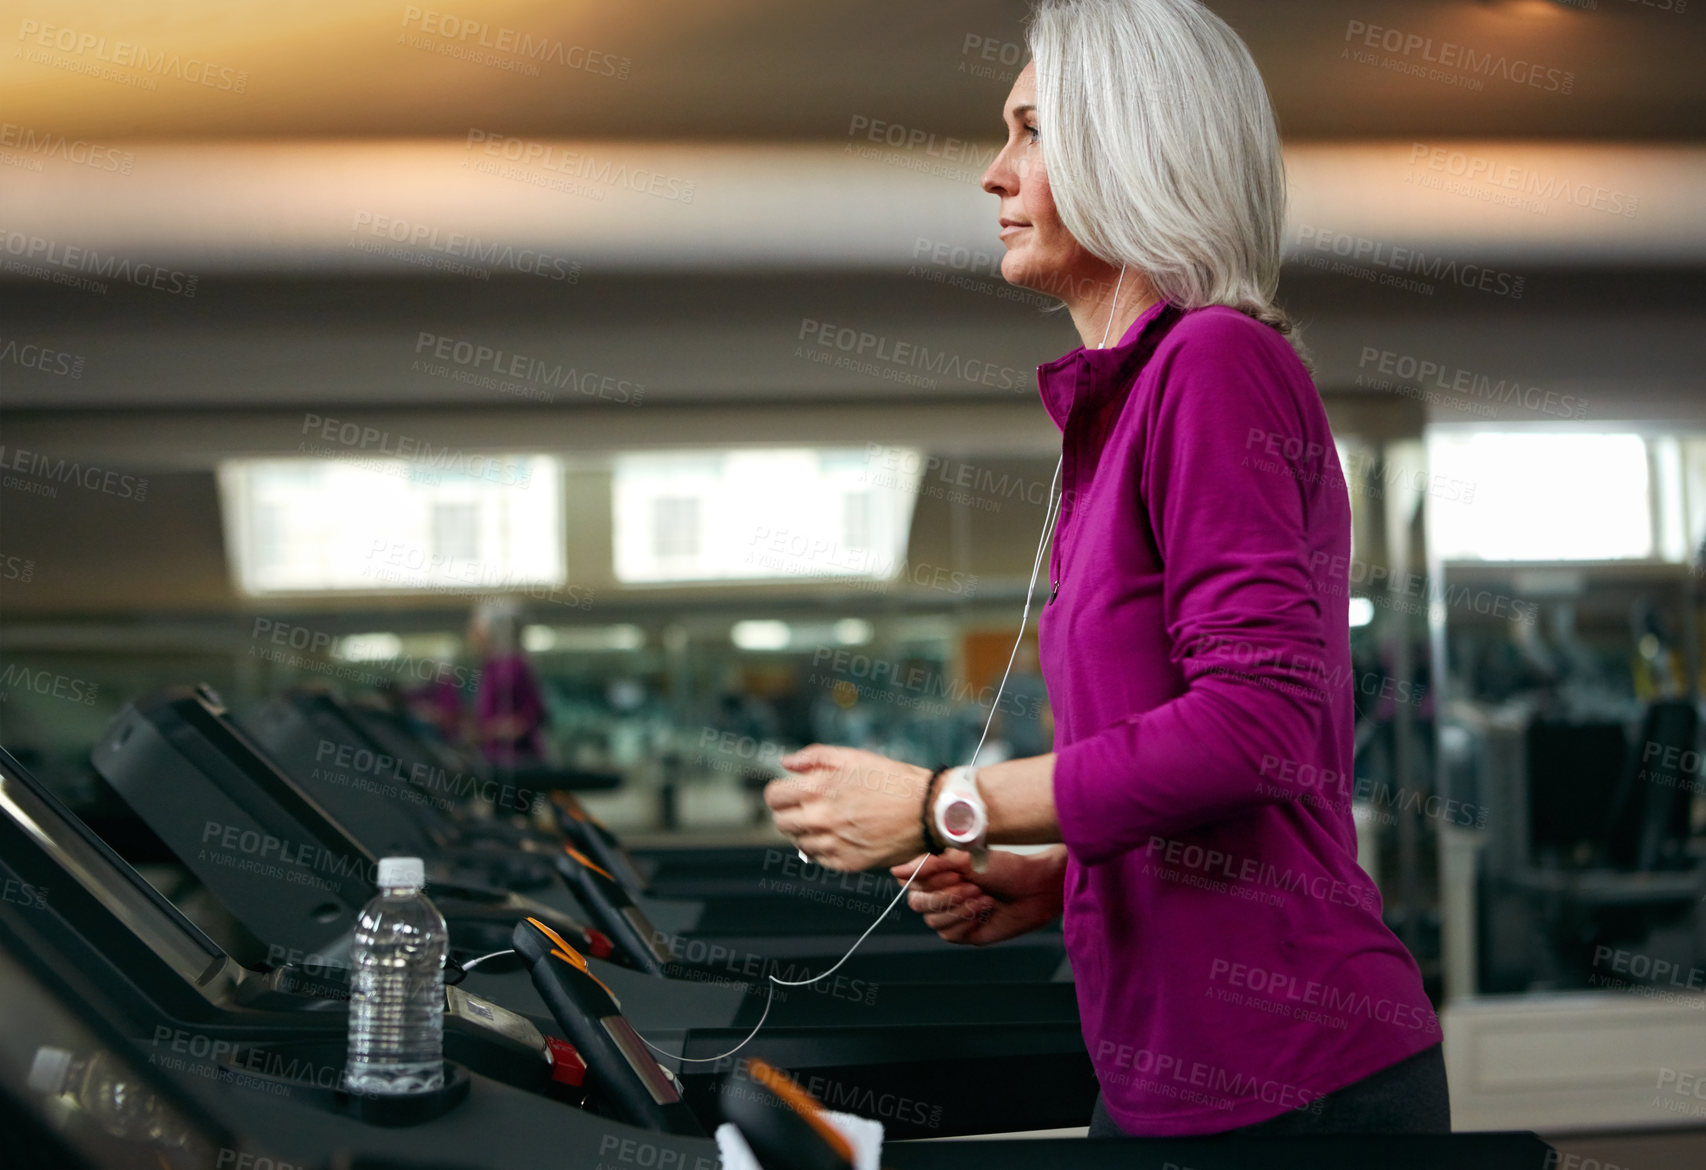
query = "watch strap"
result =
(920, 765, 951, 855)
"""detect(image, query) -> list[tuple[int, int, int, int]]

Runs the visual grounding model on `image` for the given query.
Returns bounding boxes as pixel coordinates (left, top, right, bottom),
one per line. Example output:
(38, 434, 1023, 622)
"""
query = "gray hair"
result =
(473, 596, 523, 653)
(1026, 0, 1306, 361)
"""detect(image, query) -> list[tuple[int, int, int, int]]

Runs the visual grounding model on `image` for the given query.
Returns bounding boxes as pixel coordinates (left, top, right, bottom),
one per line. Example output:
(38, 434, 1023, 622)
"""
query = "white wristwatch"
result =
(932, 766, 989, 872)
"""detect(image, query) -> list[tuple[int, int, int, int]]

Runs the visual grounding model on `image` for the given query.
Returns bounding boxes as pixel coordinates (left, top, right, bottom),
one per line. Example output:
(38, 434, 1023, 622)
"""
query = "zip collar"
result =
(1035, 299, 1176, 432)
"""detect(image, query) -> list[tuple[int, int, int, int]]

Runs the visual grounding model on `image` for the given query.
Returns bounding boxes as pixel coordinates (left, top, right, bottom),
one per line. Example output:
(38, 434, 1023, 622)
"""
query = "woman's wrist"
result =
(975, 753, 1062, 844)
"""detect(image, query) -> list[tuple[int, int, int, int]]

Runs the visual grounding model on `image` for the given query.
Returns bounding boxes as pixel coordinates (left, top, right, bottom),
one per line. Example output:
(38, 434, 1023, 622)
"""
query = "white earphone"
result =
(754, 265, 1135, 1067)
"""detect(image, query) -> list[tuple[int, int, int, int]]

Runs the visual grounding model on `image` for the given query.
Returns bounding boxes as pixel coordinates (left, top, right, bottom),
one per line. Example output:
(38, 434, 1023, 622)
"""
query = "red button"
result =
(585, 929, 615, 960)
(545, 1036, 587, 1087)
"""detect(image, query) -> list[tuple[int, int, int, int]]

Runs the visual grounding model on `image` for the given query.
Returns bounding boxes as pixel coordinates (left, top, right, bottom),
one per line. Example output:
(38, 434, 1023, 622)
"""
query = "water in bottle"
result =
(345, 856, 448, 1095)
(30, 1046, 182, 1143)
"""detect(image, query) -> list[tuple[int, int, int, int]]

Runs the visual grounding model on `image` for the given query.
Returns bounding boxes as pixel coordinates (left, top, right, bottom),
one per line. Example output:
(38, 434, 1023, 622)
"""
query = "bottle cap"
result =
(377, 857, 425, 890)
(27, 1047, 73, 1096)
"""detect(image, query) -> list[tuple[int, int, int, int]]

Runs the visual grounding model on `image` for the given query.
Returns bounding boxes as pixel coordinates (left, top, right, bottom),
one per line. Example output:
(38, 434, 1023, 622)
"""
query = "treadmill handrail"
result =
(0, 745, 228, 974)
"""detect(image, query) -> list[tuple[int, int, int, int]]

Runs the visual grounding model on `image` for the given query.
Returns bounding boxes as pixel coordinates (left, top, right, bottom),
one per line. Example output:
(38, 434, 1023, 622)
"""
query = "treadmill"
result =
(289, 684, 997, 911)
(86, 693, 1099, 1137)
(0, 745, 1562, 1169)
(0, 745, 718, 1164)
(239, 685, 1070, 983)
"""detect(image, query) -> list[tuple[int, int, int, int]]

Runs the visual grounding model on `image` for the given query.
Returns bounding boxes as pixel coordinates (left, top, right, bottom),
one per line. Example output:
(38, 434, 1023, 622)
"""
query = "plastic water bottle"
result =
(345, 856, 448, 1095)
(29, 1047, 190, 1148)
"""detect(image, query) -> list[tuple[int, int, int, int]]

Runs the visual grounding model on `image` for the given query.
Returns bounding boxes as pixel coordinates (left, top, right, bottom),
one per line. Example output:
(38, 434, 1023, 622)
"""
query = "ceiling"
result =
(3, 0, 1703, 142)
(4, 266, 1703, 426)
(3, 1, 1701, 420)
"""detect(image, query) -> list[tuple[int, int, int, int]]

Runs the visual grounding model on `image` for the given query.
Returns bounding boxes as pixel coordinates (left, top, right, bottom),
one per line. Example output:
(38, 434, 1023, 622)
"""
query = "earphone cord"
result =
(967, 457, 1063, 769)
(1100, 265, 1128, 349)
(637, 267, 1128, 1067)
(643, 468, 1066, 1066)
(968, 263, 1123, 766)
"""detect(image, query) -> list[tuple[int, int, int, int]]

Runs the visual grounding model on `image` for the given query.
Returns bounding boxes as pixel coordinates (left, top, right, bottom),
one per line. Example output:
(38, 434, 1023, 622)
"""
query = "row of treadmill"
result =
(0, 683, 1558, 1168)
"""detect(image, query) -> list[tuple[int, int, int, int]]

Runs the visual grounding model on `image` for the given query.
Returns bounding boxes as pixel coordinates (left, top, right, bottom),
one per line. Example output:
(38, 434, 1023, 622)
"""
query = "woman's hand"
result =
(890, 846, 1067, 946)
(764, 745, 932, 872)
(481, 714, 534, 739)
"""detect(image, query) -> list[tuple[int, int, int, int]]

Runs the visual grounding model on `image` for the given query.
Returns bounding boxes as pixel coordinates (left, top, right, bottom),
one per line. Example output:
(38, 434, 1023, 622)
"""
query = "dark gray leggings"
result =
(1087, 1042, 1451, 1138)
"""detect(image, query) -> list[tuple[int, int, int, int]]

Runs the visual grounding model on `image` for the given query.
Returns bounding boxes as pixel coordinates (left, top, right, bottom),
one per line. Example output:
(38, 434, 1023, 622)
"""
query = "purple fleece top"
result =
(476, 652, 547, 766)
(1038, 301, 1440, 1136)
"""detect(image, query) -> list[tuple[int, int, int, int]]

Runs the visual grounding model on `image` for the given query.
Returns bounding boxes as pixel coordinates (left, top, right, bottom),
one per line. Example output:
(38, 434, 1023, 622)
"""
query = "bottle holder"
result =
(220, 1042, 471, 1127)
(339, 1063, 471, 1126)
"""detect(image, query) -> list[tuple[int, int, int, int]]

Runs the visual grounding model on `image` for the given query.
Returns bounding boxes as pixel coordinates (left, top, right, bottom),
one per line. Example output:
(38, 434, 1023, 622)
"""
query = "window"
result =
(651, 497, 701, 560)
(218, 457, 563, 595)
(1426, 431, 1653, 562)
(431, 502, 480, 563)
(842, 491, 874, 553)
(253, 502, 289, 575)
(612, 448, 922, 584)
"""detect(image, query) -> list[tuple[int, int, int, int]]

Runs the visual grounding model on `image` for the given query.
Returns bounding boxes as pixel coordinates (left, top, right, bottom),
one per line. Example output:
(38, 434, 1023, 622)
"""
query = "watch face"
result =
(941, 798, 980, 840)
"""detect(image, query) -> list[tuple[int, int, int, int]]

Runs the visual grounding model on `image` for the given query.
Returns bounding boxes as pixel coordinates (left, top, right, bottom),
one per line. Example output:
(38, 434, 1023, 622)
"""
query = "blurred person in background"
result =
(764, 0, 1446, 1140)
(468, 597, 548, 769)
(401, 674, 470, 749)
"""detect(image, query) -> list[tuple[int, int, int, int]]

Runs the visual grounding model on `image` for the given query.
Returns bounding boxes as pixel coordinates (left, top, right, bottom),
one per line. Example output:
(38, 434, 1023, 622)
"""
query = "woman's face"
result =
(981, 62, 1099, 296)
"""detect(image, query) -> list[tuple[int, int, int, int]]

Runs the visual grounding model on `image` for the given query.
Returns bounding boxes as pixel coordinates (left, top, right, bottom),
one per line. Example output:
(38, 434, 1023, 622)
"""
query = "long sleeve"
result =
(1036, 306, 1432, 1137)
(1052, 316, 1342, 866)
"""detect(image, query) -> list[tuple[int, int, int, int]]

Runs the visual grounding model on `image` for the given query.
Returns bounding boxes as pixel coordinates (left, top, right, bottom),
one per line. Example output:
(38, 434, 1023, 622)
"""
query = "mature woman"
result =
(765, 0, 1449, 1139)
(467, 598, 548, 768)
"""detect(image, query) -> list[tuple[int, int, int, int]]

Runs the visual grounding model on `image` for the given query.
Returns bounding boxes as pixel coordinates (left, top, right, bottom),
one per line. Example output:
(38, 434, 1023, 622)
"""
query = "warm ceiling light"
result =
(1496, 0, 1581, 15)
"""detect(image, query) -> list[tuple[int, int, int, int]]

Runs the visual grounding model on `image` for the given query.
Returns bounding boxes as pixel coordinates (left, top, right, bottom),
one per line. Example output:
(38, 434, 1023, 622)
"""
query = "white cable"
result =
(969, 456, 1063, 768)
(654, 424, 1069, 1066)
(635, 267, 1128, 1069)
(637, 861, 926, 1064)
(766, 864, 926, 986)
(639, 979, 777, 1064)
(457, 941, 774, 1065)
(1100, 265, 1128, 349)
(967, 263, 1121, 765)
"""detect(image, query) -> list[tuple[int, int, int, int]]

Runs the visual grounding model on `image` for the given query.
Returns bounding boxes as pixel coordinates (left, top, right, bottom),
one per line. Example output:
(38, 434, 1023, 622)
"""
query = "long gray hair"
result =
(1027, 0, 1306, 362)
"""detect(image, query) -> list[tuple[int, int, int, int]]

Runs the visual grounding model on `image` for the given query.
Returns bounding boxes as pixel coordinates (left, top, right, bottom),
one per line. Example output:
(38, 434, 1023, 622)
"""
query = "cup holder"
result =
(221, 1041, 472, 1127)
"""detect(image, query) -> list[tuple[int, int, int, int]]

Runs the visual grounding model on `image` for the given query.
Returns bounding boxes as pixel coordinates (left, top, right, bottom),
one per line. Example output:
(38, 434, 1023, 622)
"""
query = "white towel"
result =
(715, 1108, 884, 1170)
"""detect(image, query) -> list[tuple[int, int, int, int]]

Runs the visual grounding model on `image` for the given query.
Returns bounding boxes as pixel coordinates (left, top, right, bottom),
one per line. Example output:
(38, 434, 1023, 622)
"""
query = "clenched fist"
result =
(764, 744, 933, 872)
